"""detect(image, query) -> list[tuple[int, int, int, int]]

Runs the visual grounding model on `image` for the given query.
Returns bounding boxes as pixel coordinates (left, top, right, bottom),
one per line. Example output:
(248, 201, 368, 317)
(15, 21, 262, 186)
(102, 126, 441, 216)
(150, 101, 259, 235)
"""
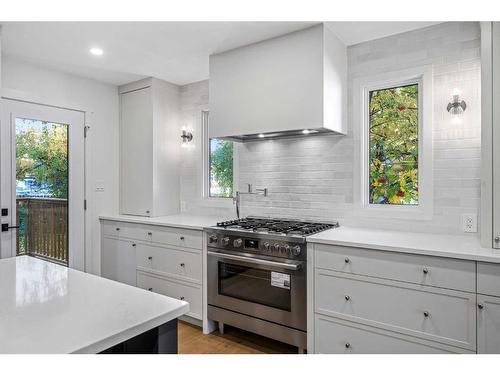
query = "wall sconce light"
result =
(181, 129, 193, 146)
(447, 93, 467, 116)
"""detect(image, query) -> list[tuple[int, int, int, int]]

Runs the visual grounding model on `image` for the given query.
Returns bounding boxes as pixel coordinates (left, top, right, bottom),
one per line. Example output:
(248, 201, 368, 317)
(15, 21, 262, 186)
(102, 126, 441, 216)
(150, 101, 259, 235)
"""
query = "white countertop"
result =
(99, 213, 500, 262)
(99, 213, 231, 230)
(308, 226, 500, 263)
(0, 256, 189, 353)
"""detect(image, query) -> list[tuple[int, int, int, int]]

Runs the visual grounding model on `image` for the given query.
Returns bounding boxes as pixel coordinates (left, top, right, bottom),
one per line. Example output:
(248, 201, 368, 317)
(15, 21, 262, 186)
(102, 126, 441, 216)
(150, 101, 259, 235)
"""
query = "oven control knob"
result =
(292, 245, 301, 256)
(273, 243, 280, 252)
(208, 235, 218, 244)
(222, 237, 230, 246)
(263, 242, 270, 251)
(281, 244, 291, 254)
(233, 238, 243, 248)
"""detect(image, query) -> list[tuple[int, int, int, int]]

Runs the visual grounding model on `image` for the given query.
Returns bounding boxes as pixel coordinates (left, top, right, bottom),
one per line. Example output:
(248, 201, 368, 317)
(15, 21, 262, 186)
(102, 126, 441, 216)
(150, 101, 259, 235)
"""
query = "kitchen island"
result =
(0, 256, 189, 353)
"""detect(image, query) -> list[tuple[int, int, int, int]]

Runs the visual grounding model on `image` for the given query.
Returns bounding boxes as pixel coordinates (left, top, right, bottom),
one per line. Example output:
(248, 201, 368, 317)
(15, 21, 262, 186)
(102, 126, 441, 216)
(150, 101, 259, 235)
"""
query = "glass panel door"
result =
(15, 118, 69, 265)
(1, 99, 85, 270)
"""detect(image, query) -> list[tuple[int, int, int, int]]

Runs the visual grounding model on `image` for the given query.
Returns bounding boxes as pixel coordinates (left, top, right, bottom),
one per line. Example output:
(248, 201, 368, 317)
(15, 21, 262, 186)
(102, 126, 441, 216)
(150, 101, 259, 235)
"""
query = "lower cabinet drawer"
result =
(314, 244, 475, 292)
(102, 220, 152, 242)
(477, 262, 500, 297)
(136, 243, 202, 283)
(315, 269, 476, 350)
(314, 314, 468, 354)
(137, 271, 202, 320)
(151, 227, 202, 250)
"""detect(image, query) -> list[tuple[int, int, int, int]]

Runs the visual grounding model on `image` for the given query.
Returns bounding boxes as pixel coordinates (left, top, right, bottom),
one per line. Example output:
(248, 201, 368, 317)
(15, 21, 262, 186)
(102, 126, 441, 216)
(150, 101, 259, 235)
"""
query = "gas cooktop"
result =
(214, 217, 339, 237)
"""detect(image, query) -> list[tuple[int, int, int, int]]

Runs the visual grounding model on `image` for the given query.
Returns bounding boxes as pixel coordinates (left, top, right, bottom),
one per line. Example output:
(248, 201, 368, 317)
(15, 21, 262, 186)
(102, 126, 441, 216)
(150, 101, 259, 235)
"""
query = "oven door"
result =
(208, 250, 306, 331)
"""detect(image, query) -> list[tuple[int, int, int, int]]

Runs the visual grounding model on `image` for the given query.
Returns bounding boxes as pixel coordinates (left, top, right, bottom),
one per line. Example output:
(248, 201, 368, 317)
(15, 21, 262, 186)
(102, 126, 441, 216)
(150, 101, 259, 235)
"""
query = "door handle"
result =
(1, 223, 19, 232)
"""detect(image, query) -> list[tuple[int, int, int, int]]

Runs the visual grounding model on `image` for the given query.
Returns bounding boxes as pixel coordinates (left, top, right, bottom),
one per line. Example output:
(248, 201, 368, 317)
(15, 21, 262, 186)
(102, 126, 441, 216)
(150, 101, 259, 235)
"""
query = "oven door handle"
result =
(208, 251, 302, 271)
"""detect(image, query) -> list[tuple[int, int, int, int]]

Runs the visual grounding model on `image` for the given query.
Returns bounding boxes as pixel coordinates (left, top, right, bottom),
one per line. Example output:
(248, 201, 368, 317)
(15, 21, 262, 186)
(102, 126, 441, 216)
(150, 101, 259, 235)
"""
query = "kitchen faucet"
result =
(233, 183, 268, 219)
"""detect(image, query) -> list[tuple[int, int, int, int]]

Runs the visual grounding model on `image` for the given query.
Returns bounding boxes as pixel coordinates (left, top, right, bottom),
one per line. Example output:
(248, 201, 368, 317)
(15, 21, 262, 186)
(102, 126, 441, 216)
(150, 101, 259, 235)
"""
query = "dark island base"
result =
(101, 319, 178, 354)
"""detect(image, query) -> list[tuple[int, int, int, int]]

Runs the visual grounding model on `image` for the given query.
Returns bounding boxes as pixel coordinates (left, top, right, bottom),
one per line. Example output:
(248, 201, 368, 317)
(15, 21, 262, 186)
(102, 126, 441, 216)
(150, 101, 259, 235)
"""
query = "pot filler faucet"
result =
(233, 183, 268, 219)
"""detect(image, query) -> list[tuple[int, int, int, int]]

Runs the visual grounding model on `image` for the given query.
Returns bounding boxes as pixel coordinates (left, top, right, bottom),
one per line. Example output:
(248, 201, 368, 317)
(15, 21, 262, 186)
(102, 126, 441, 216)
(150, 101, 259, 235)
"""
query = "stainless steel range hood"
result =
(221, 128, 335, 143)
(209, 24, 347, 141)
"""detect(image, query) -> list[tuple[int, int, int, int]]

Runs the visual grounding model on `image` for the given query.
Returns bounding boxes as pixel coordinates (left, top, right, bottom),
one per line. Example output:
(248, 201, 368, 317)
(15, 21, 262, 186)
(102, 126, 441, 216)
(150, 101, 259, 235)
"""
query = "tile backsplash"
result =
(180, 22, 481, 235)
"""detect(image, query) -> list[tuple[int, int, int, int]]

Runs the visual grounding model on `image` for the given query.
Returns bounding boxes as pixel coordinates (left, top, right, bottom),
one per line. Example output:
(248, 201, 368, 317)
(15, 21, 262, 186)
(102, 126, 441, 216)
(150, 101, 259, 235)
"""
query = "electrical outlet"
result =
(462, 213, 477, 233)
(95, 180, 105, 192)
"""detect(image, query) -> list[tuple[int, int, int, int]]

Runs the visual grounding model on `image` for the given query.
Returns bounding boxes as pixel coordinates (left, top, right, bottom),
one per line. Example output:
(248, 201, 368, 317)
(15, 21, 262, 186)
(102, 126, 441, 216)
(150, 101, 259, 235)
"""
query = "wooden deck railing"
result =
(16, 197, 68, 265)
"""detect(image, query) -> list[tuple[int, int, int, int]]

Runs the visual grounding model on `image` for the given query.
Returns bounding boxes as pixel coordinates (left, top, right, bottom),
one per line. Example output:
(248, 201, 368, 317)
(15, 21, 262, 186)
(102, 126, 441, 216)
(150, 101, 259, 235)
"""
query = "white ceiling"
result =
(325, 21, 441, 46)
(0, 21, 441, 86)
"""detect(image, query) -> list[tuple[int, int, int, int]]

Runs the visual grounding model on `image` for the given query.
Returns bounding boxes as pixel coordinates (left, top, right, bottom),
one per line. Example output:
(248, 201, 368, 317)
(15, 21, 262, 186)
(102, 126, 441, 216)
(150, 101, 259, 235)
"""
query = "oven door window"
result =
(218, 261, 291, 311)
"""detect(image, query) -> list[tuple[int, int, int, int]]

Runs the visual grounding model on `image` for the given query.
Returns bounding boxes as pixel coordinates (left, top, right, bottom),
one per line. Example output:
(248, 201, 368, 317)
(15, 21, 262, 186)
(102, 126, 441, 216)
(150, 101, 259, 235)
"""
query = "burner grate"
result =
(216, 217, 338, 236)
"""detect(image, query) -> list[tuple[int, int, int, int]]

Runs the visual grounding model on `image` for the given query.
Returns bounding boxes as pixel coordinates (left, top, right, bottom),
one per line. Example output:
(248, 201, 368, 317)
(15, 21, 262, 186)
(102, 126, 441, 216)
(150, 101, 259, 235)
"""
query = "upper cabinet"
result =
(119, 78, 180, 217)
(209, 24, 347, 141)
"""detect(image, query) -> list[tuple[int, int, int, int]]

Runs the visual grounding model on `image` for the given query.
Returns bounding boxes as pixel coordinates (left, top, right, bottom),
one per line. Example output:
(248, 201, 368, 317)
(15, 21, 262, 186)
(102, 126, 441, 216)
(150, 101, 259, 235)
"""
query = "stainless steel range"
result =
(205, 217, 338, 352)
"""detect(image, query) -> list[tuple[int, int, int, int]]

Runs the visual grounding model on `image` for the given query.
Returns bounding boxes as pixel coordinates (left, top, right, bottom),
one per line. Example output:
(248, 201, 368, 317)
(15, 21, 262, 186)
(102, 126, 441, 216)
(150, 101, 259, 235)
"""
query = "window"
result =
(368, 84, 419, 205)
(355, 66, 432, 218)
(203, 111, 235, 199)
(209, 138, 233, 197)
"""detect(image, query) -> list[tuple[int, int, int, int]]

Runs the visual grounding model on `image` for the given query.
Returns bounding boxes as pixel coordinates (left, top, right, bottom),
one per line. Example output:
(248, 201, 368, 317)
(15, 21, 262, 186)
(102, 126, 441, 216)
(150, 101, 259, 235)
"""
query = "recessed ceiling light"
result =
(258, 133, 265, 138)
(89, 47, 104, 56)
(302, 129, 310, 134)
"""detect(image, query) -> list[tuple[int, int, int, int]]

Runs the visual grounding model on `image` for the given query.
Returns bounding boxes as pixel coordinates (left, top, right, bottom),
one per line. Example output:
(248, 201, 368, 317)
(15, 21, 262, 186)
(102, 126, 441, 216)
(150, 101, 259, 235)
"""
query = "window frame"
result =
(354, 66, 433, 220)
(202, 110, 238, 203)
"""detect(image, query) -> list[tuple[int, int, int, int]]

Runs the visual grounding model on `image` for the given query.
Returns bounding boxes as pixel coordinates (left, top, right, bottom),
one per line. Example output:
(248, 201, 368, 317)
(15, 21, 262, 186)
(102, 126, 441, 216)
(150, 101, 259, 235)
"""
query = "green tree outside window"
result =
(209, 138, 233, 198)
(369, 84, 419, 205)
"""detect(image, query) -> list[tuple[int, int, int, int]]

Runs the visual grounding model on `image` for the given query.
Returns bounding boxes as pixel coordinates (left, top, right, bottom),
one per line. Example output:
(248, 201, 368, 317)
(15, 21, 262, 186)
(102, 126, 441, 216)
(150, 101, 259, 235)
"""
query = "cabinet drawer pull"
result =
(180, 296, 185, 301)
(344, 295, 351, 301)
(423, 268, 429, 275)
(148, 287, 153, 291)
(147, 232, 152, 236)
(180, 236, 185, 241)
(478, 303, 484, 310)
(344, 257, 350, 264)
(115, 227, 120, 231)
(345, 343, 351, 349)
(423, 311, 430, 318)
(148, 256, 153, 260)
(180, 263, 185, 267)
(132, 243, 136, 247)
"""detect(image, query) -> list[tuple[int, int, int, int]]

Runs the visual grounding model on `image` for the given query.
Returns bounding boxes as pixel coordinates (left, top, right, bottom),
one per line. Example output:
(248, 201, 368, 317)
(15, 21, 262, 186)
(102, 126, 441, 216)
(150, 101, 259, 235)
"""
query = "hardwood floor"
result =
(178, 321, 298, 354)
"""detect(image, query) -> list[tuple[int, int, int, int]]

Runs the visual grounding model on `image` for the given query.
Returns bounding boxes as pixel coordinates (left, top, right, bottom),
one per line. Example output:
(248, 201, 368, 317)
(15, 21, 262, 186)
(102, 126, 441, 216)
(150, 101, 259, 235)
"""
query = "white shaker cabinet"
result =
(477, 262, 500, 353)
(120, 86, 153, 216)
(308, 243, 476, 354)
(477, 295, 500, 353)
(101, 237, 137, 287)
(100, 218, 205, 325)
(119, 78, 180, 217)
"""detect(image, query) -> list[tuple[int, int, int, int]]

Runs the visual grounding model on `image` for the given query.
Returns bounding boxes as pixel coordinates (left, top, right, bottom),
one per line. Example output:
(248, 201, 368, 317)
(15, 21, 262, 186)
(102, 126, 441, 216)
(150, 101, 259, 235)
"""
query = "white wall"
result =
(181, 22, 482, 235)
(1, 57, 119, 274)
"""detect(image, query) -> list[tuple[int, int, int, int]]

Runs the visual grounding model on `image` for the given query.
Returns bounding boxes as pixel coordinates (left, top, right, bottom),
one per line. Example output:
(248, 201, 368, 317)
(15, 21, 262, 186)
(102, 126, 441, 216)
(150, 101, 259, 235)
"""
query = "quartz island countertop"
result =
(0, 256, 189, 353)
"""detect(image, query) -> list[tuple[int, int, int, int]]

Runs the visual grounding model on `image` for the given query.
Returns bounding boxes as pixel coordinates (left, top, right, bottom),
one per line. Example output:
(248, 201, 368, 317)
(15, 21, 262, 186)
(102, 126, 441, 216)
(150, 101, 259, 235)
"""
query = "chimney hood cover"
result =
(209, 24, 347, 141)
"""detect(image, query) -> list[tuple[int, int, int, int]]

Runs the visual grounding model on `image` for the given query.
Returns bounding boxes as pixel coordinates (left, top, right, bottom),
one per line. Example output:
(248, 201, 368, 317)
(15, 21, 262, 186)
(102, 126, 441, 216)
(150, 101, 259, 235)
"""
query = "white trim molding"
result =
(480, 22, 494, 248)
(353, 65, 433, 220)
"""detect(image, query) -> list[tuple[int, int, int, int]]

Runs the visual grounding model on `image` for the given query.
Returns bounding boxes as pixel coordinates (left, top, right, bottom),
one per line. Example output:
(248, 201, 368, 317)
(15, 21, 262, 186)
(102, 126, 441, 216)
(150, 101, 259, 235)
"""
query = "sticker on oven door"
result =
(271, 272, 290, 289)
